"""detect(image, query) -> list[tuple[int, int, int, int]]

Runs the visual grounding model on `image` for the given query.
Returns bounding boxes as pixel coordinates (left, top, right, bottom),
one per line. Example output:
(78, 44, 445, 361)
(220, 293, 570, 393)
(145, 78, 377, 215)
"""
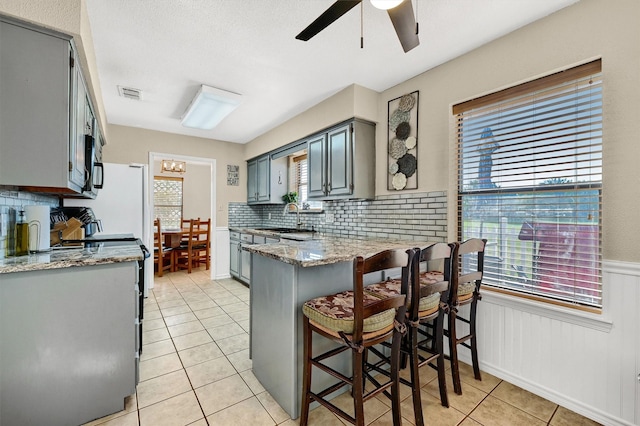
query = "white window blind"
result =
(293, 154, 322, 210)
(154, 176, 183, 229)
(454, 60, 602, 309)
(295, 154, 308, 202)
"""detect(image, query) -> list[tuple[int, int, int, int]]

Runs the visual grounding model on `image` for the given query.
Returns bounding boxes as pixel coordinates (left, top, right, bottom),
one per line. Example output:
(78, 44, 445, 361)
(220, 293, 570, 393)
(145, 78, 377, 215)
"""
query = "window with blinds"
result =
(293, 154, 323, 210)
(154, 176, 183, 229)
(295, 154, 309, 202)
(454, 60, 602, 309)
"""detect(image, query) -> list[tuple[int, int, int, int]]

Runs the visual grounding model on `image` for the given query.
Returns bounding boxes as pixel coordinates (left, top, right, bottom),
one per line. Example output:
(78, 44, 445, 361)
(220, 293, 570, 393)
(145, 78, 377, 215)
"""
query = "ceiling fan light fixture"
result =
(181, 85, 242, 130)
(370, 0, 404, 10)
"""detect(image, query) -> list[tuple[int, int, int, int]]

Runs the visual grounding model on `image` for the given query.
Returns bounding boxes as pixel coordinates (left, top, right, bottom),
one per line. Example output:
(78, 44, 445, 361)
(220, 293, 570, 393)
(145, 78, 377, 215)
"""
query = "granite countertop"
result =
(0, 244, 144, 274)
(244, 235, 440, 267)
(229, 227, 314, 238)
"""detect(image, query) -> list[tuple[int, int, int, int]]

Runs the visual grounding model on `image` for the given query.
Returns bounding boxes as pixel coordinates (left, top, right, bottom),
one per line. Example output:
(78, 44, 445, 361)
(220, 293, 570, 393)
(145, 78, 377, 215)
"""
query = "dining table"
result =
(163, 228, 187, 249)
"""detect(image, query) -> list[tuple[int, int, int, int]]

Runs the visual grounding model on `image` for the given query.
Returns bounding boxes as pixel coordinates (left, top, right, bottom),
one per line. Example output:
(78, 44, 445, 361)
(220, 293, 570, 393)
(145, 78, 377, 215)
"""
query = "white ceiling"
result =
(85, 0, 579, 144)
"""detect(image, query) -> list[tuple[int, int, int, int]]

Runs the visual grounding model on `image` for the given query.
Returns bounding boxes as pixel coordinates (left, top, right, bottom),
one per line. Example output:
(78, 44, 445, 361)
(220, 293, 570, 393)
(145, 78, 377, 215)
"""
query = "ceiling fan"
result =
(295, 0, 419, 53)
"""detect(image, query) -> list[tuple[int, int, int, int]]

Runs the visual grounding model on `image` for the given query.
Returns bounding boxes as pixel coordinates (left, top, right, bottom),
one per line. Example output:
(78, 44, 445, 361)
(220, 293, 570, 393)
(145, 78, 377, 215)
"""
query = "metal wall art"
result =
(227, 164, 239, 186)
(387, 91, 418, 190)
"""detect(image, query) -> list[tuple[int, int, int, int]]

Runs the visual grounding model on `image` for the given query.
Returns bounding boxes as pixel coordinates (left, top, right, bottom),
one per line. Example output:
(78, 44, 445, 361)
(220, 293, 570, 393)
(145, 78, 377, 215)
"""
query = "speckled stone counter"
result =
(0, 244, 144, 274)
(244, 235, 438, 267)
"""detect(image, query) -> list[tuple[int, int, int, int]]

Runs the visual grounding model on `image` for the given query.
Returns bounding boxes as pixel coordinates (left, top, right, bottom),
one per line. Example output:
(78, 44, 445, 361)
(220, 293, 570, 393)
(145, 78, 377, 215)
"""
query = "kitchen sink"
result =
(279, 232, 317, 241)
(254, 227, 314, 234)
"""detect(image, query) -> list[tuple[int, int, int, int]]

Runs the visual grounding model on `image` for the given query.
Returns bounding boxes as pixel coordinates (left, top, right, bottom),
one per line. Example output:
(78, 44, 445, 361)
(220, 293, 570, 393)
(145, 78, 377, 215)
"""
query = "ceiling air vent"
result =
(117, 85, 142, 101)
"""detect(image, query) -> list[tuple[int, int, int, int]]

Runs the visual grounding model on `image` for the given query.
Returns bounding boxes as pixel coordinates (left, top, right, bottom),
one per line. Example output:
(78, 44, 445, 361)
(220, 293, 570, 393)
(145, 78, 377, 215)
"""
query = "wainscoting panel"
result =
(461, 260, 640, 425)
(215, 226, 230, 280)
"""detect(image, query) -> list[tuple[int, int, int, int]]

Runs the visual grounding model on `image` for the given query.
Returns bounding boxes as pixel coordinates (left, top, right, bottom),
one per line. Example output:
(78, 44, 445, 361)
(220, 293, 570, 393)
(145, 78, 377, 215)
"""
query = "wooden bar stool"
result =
(300, 248, 415, 426)
(365, 242, 455, 426)
(446, 238, 487, 395)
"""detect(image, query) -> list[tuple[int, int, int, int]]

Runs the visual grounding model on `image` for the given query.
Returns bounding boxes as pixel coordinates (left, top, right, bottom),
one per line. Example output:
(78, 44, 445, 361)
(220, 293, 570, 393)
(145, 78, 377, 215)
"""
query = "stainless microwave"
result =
(83, 133, 103, 196)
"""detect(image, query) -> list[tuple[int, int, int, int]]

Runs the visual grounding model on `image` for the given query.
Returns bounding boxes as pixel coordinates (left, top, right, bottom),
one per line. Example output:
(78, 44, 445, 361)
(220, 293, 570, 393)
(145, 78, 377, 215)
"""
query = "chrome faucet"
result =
(283, 203, 303, 230)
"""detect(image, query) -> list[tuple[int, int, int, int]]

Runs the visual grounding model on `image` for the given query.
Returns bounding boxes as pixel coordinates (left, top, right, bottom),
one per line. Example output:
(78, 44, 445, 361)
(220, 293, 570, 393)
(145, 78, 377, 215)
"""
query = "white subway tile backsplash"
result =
(0, 189, 59, 259)
(229, 191, 448, 241)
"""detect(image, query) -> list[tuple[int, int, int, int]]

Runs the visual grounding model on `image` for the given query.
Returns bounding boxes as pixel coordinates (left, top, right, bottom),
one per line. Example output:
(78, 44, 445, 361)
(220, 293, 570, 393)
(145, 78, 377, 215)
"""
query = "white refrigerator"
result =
(64, 163, 152, 296)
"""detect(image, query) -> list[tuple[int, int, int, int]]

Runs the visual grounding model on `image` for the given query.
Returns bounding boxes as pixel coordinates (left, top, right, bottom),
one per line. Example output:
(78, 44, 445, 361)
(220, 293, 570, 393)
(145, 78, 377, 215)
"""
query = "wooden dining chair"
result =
(175, 218, 210, 273)
(365, 242, 455, 426)
(446, 238, 487, 395)
(192, 218, 211, 269)
(179, 217, 194, 245)
(153, 218, 173, 277)
(300, 248, 415, 426)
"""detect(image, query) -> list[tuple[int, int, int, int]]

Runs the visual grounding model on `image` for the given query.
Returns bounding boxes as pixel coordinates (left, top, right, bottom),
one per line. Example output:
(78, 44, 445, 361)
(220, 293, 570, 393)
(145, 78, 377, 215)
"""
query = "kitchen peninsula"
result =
(245, 235, 439, 419)
(0, 244, 143, 426)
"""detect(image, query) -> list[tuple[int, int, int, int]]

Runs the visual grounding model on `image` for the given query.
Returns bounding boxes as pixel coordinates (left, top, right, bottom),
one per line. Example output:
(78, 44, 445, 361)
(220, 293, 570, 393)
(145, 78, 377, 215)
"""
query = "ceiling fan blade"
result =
(387, 0, 419, 52)
(296, 0, 362, 41)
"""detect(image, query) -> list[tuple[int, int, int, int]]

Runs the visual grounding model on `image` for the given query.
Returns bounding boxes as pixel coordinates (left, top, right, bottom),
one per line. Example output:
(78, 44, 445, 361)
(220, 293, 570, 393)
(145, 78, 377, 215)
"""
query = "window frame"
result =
(454, 59, 603, 312)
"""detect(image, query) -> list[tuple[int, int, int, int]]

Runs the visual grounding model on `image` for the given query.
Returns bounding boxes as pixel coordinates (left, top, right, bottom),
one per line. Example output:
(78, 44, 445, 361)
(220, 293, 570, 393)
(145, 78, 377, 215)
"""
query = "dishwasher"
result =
(230, 231, 280, 286)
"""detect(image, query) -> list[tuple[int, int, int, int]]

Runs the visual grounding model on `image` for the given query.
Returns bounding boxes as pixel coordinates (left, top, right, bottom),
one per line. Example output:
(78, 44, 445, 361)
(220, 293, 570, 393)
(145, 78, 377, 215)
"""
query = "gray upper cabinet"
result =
(326, 124, 352, 197)
(71, 66, 89, 189)
(307, 119, 375, 200)
(0, 18, 99, 196)
(256, 155, 270, 202)
(247, 154, 288, 204)
(307, 133, 326, 198)
(247, 159, 259, 203)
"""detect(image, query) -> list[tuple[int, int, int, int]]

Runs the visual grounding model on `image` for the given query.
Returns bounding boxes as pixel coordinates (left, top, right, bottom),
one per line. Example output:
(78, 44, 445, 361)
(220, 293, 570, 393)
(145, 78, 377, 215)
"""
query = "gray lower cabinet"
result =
(230, 231, 252, 285)
(307, 119, 375, 200)
(230, 232, 241, 278)
(230, 232, 280, 285)
(0, 262, 139, 426)
(0, 17, 99, 196)
(240, 233, 253, 284)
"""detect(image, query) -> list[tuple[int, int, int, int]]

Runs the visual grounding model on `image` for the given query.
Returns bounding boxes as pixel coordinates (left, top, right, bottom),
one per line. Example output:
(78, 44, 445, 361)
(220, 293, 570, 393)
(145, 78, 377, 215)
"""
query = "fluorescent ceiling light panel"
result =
(181, 85, 242, 130)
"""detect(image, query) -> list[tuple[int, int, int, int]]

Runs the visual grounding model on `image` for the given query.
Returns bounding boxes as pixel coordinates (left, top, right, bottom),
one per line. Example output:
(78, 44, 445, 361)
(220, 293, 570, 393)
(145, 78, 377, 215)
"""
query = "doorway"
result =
(149, 152, 216, 287)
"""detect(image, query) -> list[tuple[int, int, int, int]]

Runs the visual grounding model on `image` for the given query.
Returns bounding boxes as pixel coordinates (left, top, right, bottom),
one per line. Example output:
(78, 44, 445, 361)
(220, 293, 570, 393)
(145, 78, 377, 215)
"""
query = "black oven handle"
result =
(140, 244, 150, 259)
(94, 162, 104, 189)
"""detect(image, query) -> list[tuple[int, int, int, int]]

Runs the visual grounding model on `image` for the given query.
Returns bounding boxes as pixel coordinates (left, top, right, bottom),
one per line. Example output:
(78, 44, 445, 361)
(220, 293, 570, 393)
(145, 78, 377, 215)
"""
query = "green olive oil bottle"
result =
(15, 209, 29, 256)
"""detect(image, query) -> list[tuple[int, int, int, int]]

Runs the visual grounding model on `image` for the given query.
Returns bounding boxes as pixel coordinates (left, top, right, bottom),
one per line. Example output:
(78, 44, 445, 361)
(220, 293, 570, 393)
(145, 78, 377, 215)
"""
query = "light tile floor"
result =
(85, 268, 601, 426)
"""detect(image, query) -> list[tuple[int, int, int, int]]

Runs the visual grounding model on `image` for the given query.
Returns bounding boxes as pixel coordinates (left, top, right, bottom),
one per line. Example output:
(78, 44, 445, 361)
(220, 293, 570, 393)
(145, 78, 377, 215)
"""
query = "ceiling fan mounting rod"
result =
(415, 0, 419, 35)
(361, 1, 364, 48)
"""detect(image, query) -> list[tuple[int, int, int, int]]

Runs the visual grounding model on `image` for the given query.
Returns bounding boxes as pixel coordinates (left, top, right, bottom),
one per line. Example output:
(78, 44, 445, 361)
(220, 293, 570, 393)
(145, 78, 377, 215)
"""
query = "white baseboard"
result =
(468, 355, 635, 426)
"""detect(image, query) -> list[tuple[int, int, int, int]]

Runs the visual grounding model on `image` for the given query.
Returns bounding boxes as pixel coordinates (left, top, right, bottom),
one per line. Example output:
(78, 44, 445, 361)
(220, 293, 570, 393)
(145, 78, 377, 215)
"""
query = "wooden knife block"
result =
(50, 218, 84, 246)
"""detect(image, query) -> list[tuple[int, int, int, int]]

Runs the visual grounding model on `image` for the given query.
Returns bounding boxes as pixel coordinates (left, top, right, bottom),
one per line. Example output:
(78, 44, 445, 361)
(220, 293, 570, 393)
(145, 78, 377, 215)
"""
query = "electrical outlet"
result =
(268, 213, 272, 220)
(325, 213, 334, 223)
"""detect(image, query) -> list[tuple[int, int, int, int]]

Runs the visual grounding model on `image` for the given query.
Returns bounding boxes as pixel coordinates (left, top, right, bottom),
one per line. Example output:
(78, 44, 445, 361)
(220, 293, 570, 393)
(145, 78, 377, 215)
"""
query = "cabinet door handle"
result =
(327, 182, 331, 192)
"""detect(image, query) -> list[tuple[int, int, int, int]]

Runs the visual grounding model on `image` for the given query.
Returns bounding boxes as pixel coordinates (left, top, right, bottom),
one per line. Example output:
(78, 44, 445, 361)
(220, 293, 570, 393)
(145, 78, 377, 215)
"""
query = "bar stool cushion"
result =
(302, 290, 396, 334)
(365, 277, 440, 316)
(420, 271, 475, 299)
